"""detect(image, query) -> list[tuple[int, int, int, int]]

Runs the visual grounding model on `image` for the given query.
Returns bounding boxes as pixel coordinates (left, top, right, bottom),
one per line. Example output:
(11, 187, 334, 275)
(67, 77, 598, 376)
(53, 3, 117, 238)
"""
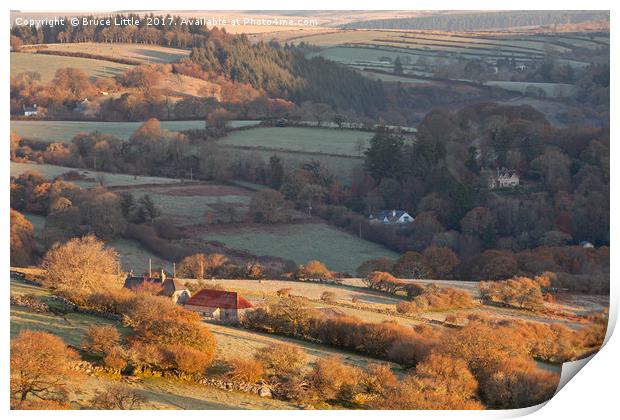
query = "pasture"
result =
(219, 126, 374, 157)
(108, 238, 173, 274)
(10, 277, 127, 347)
(34, 42, 190, 64)
(74, 375, 297, 409)
(11, 161, 181, 188)
(196, 223, 400, 274)
(485, 81, 578, 98)
(217, 146, 363, 183)
(11, 52, 133, 81)
(208, 322, 397, 369)
(117, 183, 253, 227)
(11, 120, 259, 142)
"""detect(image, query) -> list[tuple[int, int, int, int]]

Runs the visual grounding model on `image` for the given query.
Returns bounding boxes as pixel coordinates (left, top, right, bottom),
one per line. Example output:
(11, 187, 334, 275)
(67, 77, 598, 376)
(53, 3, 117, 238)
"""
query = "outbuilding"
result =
(184, 289, 253, 323)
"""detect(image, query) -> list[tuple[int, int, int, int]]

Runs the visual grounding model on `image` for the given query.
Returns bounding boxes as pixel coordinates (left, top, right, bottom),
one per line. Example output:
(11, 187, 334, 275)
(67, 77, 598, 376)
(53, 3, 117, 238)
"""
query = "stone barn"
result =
(184, 289, 253, 323)
(123, 272, 191, 304)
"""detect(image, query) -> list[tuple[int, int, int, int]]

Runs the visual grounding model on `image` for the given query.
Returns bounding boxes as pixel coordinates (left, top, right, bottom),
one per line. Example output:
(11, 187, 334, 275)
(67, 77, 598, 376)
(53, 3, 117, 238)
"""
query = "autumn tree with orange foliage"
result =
(422, 246, 460, 279)
(82, 325, 122, 356)
(10, 209, 35, 266)
(435, 321, 560, 408)
(296, 260, 333, 281)
(10, 330, 80, 407)
(178, 252, 229, 279)
(479, 276, 546, 311)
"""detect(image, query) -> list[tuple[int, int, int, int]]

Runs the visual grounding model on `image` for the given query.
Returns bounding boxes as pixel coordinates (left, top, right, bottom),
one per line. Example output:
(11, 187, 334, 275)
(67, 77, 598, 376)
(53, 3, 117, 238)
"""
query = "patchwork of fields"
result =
(300, 30, 606, 66)
(111, 180, 399, 273)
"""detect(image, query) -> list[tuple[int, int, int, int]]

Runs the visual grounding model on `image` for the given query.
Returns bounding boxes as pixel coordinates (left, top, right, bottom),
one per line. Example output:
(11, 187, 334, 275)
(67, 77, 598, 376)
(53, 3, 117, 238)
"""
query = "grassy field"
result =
(73, 375, 297, 410)
(220, 146, 363, 183)
(34, 42, 189, 64)
(196, 223, 400, 274)
(220, 126, 373, 157)
(485, 81, 578, 98)
(10, 277, 127, 347)
(11, 161, 181, 188)
(108, 238, 173, 274)
(11, 52, 133, 81)
(358, 70, 432, 85)
(11, 120, 259, 142)
(117, 183, 253, 226)
(207, 322, 397, 370)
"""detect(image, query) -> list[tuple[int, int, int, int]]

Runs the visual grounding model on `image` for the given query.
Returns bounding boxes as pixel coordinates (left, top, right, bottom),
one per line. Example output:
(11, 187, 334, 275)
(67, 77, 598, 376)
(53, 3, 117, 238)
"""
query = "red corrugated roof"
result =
(185, 289, 253, 310)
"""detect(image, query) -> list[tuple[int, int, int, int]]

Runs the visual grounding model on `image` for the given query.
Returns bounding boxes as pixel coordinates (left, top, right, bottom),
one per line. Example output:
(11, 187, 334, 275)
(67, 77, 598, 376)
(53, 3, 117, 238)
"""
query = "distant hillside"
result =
(342, 11, 610, 31)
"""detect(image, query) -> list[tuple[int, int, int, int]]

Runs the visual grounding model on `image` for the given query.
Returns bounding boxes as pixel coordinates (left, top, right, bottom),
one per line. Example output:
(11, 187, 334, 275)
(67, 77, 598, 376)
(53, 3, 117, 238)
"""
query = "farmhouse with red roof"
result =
(184, 289, 253, 323)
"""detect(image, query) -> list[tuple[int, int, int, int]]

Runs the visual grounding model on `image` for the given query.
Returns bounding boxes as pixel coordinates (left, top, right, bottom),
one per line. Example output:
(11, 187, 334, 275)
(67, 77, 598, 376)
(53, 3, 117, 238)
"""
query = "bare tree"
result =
(90, 384, 146, 409)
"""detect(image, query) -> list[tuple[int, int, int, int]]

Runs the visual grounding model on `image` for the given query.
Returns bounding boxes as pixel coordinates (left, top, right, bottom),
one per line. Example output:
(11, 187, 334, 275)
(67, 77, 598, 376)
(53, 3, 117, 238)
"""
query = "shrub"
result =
(103, 346, 128, 371)
(400, 285, 475, 313)
(364, 271, 404, 294)
(296, 260, 333, 281)
(90, 384, 146, 410)
(396, 301, 417, 314)
(227, 358, 264, 383)
(163, 344, 214, 374)
(82, 325, 122, 355)
(306, 356, 363, 403)
(255, 343, 307, 379)
(320, 291, 336, 303)
(360, 363, 398, 396)
(85, 287, 134, 314)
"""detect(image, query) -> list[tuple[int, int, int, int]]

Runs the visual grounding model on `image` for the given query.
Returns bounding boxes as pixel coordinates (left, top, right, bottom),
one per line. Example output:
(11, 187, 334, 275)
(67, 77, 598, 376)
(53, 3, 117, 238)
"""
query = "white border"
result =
(3, 1, 617, 419)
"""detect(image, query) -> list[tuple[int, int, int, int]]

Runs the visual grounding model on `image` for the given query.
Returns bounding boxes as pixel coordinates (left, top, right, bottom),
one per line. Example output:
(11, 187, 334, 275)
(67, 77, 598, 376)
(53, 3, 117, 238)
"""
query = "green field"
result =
(11, 161, 181, 188)
(36, 42, 190, 64)
(220, 126, 373, 157)
(485, 81, 578, 98)
(11, 120, 259, 142)
(197, 223, 400, 274)
(108, 238, 173, 274)
(119, 183, 252, 226)
(11, 52, 133, 81)
(219, 146, 364, 182)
